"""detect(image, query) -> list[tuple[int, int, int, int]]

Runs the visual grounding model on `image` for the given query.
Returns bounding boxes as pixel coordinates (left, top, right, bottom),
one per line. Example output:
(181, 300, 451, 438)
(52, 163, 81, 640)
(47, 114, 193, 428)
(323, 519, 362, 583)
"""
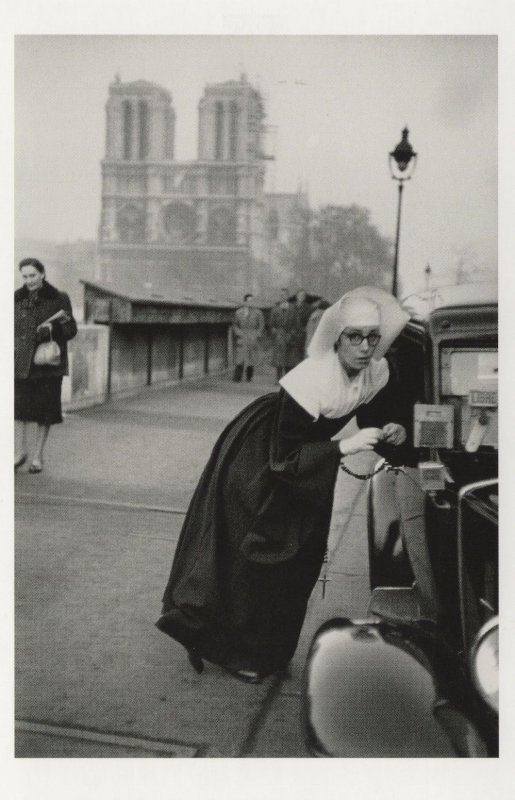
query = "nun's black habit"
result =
(156, 288, 410, 676)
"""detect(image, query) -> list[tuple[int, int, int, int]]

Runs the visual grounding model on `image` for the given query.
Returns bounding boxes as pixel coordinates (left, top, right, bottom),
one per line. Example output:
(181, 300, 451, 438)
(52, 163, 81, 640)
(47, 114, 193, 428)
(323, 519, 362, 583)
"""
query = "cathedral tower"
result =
(198, 74, 265, 162)
(104, 75, 175, 162)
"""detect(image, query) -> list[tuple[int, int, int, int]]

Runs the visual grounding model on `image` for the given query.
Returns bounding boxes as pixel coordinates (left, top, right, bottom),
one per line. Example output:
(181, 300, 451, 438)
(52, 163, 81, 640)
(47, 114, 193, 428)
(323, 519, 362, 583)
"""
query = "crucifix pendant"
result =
(318, 572, 331, 599)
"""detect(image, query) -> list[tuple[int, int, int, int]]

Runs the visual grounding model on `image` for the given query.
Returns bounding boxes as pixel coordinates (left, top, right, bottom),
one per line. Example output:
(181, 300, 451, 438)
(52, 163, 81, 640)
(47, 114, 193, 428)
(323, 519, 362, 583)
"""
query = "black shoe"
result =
(225, 668, 262, 684)
(187, 649, 204, 675)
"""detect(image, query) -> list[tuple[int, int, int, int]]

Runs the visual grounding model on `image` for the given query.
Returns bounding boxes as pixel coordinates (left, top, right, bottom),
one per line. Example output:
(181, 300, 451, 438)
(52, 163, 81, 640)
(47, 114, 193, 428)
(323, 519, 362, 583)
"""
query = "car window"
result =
(440, 345, 498, 450)
(442, 349, 498, 397)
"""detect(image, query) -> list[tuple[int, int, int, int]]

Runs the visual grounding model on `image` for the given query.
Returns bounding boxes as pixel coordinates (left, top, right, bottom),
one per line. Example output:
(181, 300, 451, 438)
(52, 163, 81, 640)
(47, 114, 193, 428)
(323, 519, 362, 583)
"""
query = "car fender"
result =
(302, 618, 489, 758)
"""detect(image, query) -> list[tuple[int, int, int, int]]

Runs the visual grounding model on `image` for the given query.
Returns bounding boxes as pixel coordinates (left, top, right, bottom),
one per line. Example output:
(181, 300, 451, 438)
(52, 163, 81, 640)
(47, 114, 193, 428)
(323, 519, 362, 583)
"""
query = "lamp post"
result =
(389, 127, 417, 298)
(424, 263, 432, 293)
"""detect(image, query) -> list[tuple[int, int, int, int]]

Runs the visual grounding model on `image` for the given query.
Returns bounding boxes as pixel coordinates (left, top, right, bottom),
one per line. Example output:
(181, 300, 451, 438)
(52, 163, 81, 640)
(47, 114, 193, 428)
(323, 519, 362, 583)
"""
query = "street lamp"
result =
(389, 127, 417, 298)
(424, 263, 432, 293)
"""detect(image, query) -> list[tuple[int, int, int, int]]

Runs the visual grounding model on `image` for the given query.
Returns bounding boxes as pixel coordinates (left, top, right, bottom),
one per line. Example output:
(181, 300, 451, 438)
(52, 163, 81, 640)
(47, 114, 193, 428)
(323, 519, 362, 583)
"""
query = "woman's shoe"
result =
(187, 649, 204, 675)
(28, 459, 43, 474)
(15, 454, 28, 470)
(225, 668, 262, 684)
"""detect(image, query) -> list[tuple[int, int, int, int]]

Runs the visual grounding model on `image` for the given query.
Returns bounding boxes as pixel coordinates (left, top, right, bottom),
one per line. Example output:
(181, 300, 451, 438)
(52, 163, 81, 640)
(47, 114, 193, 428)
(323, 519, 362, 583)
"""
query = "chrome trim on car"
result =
(469, 616, 499, 713)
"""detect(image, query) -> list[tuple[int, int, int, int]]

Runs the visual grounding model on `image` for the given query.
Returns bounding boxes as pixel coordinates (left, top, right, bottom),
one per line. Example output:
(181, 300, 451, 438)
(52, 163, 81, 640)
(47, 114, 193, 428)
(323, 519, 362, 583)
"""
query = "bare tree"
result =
(309, 204, 393, 299)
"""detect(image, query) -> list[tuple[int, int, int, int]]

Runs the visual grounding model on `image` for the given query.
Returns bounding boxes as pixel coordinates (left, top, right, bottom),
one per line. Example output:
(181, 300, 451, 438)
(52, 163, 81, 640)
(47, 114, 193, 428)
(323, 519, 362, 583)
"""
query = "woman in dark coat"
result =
(15, 258, 77, 473)
(156, 287, 410, 682)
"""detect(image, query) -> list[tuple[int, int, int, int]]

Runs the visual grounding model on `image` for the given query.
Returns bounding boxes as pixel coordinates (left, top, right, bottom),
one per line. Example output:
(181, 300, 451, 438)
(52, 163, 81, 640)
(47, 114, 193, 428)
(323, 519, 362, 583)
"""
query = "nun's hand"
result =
(339, 428, 383, 455)
(381, 422, 407, 446)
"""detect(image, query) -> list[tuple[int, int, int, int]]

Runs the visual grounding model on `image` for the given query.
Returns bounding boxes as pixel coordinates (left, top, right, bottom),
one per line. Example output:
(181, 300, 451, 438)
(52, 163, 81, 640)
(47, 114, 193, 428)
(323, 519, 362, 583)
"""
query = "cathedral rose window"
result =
(162, 202, 197, 244)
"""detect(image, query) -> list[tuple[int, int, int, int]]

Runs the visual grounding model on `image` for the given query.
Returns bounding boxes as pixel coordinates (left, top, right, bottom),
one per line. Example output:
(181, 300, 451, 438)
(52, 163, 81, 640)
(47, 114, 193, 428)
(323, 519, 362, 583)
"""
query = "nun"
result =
(156, 287, 410, 683)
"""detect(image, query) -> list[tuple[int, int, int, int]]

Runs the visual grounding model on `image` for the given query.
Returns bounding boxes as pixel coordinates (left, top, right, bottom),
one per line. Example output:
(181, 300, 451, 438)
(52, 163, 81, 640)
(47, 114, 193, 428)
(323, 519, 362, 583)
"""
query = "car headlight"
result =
(470, 617, 498, 713)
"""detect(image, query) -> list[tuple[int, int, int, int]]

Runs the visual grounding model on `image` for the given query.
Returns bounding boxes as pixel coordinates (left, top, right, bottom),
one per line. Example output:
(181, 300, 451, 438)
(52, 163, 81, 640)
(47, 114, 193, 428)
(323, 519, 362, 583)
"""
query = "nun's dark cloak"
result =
(156, 372, 404, 677)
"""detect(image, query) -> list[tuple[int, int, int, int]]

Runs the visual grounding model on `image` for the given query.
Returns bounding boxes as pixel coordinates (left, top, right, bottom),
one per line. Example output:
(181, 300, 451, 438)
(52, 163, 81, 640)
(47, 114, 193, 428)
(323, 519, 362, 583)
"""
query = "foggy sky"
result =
(15, 35, 497, 294)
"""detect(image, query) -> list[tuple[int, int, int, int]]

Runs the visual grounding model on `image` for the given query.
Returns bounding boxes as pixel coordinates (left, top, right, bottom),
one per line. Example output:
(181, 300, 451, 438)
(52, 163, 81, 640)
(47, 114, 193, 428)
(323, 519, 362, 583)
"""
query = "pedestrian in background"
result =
(156, 286, 410, 684)
(270, 288, 298, 380)
(292, 289, 312, 365)
(232, 293, 265, 382)
(14, 258, 77, 473)
(305, 298, 331, 355)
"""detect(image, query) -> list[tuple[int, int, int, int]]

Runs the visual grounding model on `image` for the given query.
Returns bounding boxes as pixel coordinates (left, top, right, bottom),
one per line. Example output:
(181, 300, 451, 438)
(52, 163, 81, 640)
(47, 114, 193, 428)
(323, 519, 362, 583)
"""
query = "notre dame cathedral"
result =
(97, 74, 310, 301)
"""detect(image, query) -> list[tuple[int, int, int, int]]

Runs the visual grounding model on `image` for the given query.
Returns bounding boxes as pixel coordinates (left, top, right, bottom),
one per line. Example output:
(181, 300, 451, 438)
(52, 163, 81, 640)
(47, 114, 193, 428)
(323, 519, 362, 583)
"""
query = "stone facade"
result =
(98, 74, 310, 301)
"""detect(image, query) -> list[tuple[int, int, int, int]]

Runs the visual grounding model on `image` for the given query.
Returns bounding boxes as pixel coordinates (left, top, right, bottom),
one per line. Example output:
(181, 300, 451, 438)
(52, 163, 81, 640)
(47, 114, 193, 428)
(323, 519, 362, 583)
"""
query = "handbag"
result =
(33, 329, 61, 367)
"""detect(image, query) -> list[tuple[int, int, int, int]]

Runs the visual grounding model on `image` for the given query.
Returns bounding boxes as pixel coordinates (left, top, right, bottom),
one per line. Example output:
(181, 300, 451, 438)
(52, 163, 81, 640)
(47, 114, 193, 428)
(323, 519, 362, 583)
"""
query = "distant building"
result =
(97, 74, 311, 302)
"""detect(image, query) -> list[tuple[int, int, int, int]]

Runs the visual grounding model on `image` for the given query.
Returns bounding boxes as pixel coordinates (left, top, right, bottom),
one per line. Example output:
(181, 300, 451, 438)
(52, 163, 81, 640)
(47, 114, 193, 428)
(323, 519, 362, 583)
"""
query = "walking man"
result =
(270, 288, 298, 381)
(292, 289, 312, 365)
(232, 293, 265, 382)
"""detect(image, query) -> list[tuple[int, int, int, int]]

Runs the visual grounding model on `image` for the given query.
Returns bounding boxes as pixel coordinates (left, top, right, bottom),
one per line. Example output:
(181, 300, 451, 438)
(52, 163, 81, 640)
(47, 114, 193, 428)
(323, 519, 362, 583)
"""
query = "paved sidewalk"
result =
(15, 372, 373, 757)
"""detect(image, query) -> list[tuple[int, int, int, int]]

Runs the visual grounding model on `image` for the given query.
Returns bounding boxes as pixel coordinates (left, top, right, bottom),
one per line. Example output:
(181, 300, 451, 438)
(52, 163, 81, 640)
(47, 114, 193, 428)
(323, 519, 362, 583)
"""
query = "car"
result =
(302, 283, 498, 757)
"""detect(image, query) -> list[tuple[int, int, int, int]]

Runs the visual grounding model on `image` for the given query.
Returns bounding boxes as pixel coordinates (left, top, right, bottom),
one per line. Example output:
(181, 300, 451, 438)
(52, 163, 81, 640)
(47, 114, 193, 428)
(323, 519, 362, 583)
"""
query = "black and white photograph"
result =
(5, 0, 513, 797)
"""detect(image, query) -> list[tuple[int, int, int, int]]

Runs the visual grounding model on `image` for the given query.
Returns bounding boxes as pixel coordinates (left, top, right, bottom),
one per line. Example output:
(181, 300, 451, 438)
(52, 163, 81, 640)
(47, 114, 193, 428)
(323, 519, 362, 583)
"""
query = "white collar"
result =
(279, 350, 389, 419)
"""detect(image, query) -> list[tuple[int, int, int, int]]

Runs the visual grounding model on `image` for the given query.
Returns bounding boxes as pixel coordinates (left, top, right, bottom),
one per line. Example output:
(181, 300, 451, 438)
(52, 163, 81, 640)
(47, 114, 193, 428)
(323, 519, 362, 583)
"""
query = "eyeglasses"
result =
(340, 330, 381, 347)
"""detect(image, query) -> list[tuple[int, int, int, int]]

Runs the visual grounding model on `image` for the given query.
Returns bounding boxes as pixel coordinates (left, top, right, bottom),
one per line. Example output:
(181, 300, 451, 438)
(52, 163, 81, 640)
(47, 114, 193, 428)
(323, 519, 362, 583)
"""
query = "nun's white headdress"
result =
(279, 286, 410, 420)
(307, 285, 410, 360)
